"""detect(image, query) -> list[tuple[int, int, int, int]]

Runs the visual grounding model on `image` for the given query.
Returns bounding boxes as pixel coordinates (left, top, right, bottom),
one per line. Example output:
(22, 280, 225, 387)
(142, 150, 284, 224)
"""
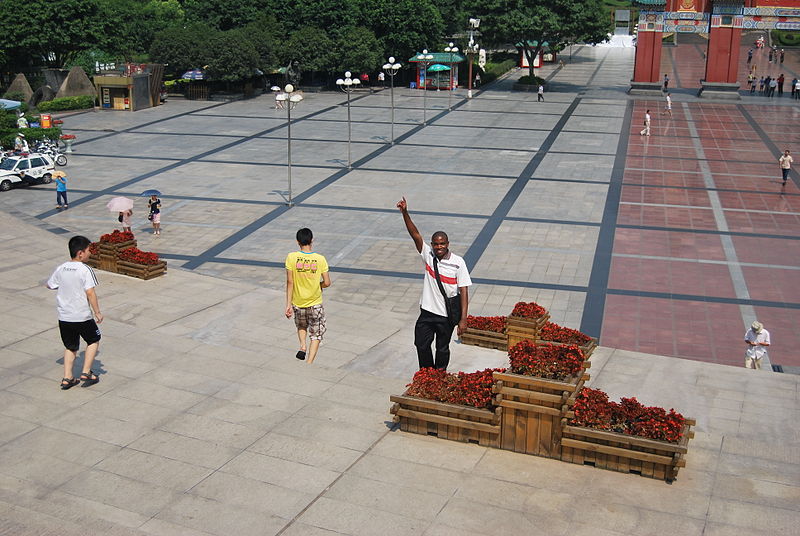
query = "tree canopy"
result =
(470, 0, 611, 76)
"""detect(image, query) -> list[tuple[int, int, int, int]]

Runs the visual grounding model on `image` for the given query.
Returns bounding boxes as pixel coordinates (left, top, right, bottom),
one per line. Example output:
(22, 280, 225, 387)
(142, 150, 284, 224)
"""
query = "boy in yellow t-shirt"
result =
(285, 228, 331, 363)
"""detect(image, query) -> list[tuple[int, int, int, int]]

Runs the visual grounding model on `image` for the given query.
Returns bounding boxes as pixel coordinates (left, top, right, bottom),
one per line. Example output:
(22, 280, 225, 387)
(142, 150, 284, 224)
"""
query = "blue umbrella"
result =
(181, 69, 205, 80)
(140, 189, 162, 197)
(0, 98, 22, 110)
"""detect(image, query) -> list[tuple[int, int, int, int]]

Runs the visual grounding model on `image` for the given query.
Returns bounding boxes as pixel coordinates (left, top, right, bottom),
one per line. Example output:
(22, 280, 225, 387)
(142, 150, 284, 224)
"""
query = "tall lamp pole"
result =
(444, 42, 459, 110)
(382, 57, 401, 144)
(467, 18, 481, 99)
(335, 71, 361, 168)
(415, 49, 433, 125)
(281, 84, 303, 206)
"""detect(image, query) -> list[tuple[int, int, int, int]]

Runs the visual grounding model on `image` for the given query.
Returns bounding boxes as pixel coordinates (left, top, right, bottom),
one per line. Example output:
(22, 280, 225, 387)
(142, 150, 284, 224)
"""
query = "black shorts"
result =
(58, 319, 101, 351)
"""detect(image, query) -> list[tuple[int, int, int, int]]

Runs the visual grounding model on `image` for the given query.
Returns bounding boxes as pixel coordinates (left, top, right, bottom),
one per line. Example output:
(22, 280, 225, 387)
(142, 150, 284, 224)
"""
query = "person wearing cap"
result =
(744, 321, 770, 369)
(14, 133, 28, 154)
(16, 112, 28, 129)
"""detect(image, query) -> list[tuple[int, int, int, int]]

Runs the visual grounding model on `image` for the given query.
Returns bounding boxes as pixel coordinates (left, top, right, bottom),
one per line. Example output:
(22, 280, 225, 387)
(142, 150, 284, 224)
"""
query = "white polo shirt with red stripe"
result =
(419, 243, 472, 317)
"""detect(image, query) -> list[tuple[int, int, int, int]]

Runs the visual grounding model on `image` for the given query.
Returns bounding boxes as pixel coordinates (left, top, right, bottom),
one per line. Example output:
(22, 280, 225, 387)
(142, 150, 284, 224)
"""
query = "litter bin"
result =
(40, 114, 52, 128)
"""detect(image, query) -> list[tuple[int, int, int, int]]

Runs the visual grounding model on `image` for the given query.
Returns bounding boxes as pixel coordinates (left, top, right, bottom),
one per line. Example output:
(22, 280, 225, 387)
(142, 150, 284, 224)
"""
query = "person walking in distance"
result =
(148, 194, 161, 235)
(663, 74, 670, 92)
(47, 236, 103, 390)
(744, 321, 770, 369)
(397, 197, 472, 370)
(537, 84, 544, 102)
(640, 109, 651, 136)
(795, 78, 800, 99)
(285, 228, 331, 364)
(779, 149, 793, 185)
(662, 93, 672, 117)
(778, 73, 785, 96)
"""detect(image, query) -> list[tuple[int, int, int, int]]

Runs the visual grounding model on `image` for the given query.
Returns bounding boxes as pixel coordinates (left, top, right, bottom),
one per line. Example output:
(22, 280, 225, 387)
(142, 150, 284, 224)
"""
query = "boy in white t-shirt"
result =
(47, 236, 103, 389)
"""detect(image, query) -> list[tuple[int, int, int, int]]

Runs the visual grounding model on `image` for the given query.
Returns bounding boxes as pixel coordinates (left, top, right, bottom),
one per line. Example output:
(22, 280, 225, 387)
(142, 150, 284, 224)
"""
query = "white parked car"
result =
(0, 153, 56, 192)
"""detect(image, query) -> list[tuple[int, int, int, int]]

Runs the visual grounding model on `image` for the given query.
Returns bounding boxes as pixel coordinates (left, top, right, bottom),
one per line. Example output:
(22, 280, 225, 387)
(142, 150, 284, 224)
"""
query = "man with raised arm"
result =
(397, 197, 472, 370)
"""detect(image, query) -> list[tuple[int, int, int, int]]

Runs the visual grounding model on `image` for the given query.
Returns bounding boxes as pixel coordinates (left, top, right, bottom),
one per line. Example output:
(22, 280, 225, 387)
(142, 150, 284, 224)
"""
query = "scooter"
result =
(33, 140, 67, 166)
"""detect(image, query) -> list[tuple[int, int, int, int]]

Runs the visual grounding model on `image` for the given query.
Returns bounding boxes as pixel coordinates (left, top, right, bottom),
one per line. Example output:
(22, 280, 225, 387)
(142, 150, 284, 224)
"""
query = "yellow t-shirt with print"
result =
(285, 251, 329, 308)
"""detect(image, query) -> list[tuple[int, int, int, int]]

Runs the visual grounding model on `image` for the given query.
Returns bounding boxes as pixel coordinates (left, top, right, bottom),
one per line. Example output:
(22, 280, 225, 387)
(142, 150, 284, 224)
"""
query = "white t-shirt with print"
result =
(419, 243, 472, 317)
(47, 261, 98, 322)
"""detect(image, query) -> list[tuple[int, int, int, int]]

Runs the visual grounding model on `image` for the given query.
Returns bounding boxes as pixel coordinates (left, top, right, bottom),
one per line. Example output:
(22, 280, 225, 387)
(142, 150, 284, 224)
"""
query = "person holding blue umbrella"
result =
(141, 189, 162, 235)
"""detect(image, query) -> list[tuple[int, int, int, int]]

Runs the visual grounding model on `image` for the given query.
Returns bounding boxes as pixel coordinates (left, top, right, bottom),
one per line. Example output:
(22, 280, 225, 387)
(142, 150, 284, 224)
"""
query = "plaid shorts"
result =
(293, 304, 326, 340)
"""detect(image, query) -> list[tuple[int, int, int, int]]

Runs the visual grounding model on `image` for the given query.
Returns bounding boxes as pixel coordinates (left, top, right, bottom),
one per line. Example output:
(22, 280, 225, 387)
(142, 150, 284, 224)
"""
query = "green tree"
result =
(335, 27, 383, 73)
(360, 0, 445, 63)
(431, 0, 469, 37)
(183, 0, 270, 30)
(0, 0, 111, 68)
(242, 14, 286, 71)
(205, 29, 260, 81)
(99, 0, 185, 60)
(471, 0, 611, 77)
(270, 0, 358, 38)
(150, 23, 214, 76)
(278, 26, 335, 73)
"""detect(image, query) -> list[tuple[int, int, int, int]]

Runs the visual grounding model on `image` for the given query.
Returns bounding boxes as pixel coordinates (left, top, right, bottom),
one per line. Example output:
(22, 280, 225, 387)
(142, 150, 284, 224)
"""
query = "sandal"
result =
(80, 371, 99, 388)
(60, 378, 79, 390)
(295, 350, 306, 361)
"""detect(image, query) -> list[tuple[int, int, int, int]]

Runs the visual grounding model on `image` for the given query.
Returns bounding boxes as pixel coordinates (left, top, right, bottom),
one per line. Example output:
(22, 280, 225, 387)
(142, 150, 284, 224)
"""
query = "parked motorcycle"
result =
(33, 140, 67, 166)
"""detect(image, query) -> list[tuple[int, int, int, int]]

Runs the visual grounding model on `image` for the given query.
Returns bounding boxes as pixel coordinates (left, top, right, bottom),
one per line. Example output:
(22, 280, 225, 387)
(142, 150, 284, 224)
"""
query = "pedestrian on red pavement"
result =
(769, 76, 777, 97)
(640, 109, 651, 136)
(662, 74, 669, 92)
(778, 73, 785, 96)
(795, 79, 800, 99)
(661, 93, 672, 117)
(759, 76, 765, 94)
(779, 149, 793, 185)
(744, 321, 770, 369)
(780, 49, 785, 63)
(768, 48, 774, 63)
(792, 77, 797, 99)
(747, 48, 753, 64)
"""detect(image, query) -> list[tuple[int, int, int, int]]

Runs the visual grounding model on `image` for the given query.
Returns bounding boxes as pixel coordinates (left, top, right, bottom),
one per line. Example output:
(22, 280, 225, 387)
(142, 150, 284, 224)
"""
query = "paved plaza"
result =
(0, 45, 799, 535)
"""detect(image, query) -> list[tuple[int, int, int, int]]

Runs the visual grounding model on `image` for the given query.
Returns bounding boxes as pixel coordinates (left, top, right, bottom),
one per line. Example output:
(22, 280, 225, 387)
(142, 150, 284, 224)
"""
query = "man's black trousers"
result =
(414, 307, 455, 370)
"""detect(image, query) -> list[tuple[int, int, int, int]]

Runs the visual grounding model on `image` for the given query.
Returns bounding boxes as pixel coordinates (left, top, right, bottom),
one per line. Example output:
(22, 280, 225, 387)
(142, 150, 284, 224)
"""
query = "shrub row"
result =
(0, 126, 63, 149)
(36, 95, 95, 112)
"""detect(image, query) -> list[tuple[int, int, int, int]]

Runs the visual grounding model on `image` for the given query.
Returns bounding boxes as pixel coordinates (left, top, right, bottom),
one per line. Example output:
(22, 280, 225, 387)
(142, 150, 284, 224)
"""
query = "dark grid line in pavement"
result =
(580, 100, 633, 339)
(738, 104, 798, 188)
(462, 98, 582, 269)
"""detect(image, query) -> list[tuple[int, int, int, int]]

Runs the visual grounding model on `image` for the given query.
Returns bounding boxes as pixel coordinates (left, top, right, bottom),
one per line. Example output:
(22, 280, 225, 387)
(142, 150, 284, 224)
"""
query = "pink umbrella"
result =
(106, 197, 134, 212)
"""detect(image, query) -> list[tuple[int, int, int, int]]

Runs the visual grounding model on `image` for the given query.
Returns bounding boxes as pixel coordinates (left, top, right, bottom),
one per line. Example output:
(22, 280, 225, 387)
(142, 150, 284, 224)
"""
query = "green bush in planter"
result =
(518, 75, 546, 86)
(37, 95, 95, 112)
(0, 127, 63, 148)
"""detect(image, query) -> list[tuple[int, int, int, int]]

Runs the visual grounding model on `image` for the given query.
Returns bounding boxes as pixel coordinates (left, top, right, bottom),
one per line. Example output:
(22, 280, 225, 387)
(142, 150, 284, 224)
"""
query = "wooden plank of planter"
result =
(496, 397, 564, 417)
(389, 394, 500, 422)
(506, 314, 549, 350)
(561, 425, 689, 454)
(494, 385, 564, 404)
(461, 328, 507, 351)
(393, 409, 500, 435)
(494, 372, 586, 393)
(560, 438, 675, 466)
(117, 260, 167, 280)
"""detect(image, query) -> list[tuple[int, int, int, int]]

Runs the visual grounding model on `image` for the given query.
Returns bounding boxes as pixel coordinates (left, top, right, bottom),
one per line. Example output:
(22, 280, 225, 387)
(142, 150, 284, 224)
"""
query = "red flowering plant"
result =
(118, 247, 161, 265)
(508, 340, 585, 380)
(88, 242, 99, 255)
(465, 315, 507, 333)
(406, 367, 506, 410)
(539, 322, 592, 346)
(511, 301, 547, 319)
(570, 388, 686, 442)
(99, 230, 135, 243)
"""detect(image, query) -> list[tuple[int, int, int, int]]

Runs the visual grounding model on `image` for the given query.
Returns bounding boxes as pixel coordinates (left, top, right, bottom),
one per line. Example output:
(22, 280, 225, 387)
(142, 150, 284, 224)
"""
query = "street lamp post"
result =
(280, 84, 303, 207)
(382, 57, 401, 144)
(335, 71, 361, 168)
(444, 42, 459, 110)
(415, 49, 433, 125)
(467, 18, 481, 99)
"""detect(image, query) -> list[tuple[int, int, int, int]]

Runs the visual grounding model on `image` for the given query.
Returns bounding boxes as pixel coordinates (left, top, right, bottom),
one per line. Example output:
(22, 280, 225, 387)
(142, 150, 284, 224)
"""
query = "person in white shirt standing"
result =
(779, 149, 793, 186)
(744, 321, 770, 369)
(47, 236, 103, 389)
(662, 93, 672, 117)
(397, 197, 472, 370)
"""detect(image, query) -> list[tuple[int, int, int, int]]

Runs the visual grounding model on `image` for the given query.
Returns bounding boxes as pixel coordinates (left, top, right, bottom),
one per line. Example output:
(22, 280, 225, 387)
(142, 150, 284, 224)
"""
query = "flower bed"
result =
(390, 368, 504, 447)
(86, 231, 165, 280)
(494, 341, 590, 458)
(562, 388, 694, 481)
(537, 322, 597, 358)
(506, 301, 550, 349)
(462, 315, 508, 351)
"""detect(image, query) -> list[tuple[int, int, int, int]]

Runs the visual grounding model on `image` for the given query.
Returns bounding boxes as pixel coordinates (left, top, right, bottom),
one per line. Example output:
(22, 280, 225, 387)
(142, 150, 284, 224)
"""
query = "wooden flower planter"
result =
(390, 393, 502, 448)
(98, 239, 136, 256)
(461, 328, 507, 351)
(492, 360, 590, 458)
(117, 260, 167, 280)
(560, 419, 696, 482)
(506, 314, 550, 350)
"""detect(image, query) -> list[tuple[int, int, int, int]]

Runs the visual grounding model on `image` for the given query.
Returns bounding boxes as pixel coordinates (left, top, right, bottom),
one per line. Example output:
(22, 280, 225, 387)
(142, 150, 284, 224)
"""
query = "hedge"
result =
(481, 59, 517, 84)
(0, 127, 63, 149)
(772, 30, 800, 47)
(36, 95, 95, 112)
(517, 75, 547, 86)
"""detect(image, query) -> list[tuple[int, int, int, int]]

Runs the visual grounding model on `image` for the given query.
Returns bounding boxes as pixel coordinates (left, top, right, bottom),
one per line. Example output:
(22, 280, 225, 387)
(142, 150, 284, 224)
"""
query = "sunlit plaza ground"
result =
(0, 42, 798, 535)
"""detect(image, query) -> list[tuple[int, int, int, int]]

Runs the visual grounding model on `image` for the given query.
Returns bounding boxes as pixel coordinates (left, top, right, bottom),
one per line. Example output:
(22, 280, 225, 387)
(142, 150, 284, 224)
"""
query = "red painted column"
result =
(704, 14, 743, 83)
(632, 13, 665, 83)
